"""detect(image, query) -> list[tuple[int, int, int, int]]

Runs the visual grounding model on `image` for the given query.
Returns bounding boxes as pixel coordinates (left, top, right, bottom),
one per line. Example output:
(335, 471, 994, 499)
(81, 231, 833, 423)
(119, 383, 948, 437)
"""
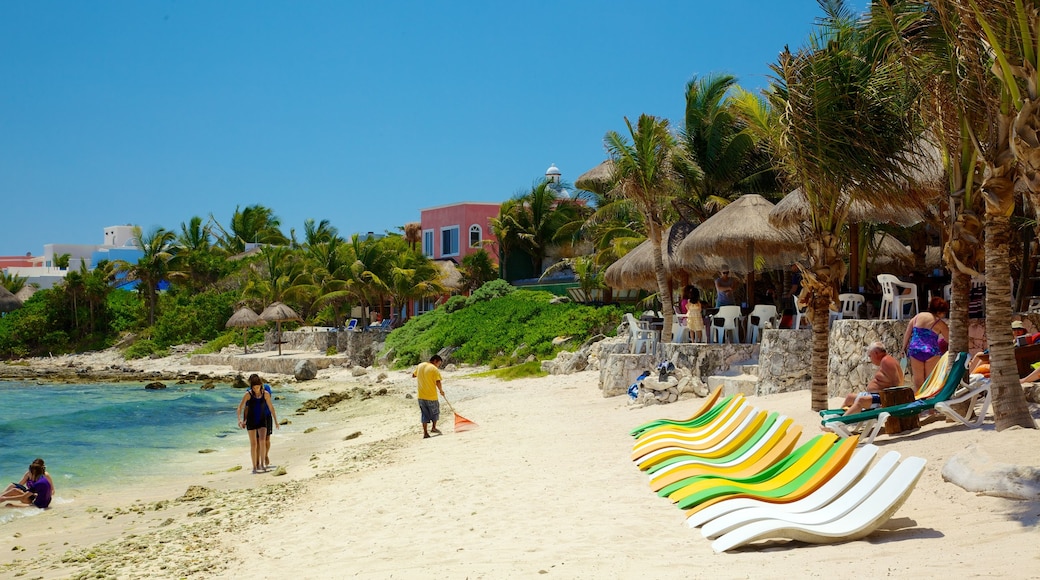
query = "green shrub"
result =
(152, 290, 239, 347)
(107, 290, 144, 332)
(385, 288, 621, 368)
(124, 339, 167, 360)
(466, 279, 514, 306)
(326, 346, 337, 356)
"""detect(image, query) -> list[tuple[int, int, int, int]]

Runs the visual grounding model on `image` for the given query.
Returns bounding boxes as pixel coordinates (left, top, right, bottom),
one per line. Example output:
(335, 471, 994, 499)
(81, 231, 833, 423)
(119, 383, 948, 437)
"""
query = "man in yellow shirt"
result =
(413, 354, 446, 438)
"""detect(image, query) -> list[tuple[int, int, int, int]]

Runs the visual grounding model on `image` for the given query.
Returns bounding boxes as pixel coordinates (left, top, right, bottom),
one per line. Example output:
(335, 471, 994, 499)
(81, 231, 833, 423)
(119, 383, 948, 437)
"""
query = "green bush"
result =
(0, 291, 67, 358)
(385, 288, 621, 368)
(466, 279, 514, 306)
(107, 289, 144, 332)
(152, 290, 239, 347)
(124, 339, 167, 360)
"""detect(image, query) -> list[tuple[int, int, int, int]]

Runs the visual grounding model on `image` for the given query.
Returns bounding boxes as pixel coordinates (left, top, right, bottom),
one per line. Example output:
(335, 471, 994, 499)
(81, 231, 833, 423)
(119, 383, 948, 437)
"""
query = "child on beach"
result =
(681, 286, 706, 343)
(238, 375, 279, 473)
(1, 458, 53, 508)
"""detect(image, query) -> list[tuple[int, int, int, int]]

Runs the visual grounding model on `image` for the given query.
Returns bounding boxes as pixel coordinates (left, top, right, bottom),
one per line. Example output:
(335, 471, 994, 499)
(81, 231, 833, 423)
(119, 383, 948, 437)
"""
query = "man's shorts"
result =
(857, 392, 882, 409)
(418, 399, 440, 424)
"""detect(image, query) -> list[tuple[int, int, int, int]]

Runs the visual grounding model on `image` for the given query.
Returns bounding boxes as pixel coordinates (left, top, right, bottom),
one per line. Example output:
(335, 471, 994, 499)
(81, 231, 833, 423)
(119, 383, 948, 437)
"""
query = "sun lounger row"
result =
(631, 390, 927, 552)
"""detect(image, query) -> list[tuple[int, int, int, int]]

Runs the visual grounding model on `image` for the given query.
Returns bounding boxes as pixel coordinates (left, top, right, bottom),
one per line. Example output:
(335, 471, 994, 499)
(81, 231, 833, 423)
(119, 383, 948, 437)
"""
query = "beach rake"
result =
(443, 395, 478, 432)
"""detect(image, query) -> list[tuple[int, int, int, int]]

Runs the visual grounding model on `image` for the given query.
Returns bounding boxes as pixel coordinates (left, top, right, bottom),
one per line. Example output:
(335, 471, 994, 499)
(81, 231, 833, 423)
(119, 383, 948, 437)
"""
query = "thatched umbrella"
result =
(769, 188, 926, 228)
(226, 307, 263, 354)
(260, 302, 302, 356)
(0, 285, 22, 314)
(575, 160, 614, 194)
(678, 194, 803, 305)
(605, 225, 742, 291)
(14, 285, 36, 303)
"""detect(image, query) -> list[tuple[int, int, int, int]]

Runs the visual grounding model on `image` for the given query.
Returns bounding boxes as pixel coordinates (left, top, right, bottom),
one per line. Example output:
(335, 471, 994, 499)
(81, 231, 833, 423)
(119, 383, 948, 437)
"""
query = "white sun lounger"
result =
(686, 444, 885, 529)
(700, 447, 899, 539)
(709, 456, 926, 553)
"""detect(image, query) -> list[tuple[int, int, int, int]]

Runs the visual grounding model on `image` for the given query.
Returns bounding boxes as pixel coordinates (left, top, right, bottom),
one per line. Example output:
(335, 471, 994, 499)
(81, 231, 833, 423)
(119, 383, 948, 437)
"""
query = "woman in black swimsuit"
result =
(237, 378, 278, 473)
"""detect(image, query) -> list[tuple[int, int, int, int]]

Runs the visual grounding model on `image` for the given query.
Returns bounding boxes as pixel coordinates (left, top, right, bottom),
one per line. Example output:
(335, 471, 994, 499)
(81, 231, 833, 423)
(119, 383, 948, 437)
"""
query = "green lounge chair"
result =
(821, 352, 969, 445)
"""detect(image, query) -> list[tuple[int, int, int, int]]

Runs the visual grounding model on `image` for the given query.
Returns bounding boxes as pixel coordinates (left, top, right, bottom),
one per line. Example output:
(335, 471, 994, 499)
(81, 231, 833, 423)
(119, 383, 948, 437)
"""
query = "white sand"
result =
(1, 354, 1039, 579)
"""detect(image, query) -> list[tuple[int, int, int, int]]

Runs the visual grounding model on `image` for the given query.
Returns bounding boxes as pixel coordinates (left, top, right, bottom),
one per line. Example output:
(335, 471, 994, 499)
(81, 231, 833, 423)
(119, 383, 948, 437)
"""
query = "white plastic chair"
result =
(878, 274, 918, 320)
(672, 305, 690, 343)
(746, 305, 778, 344)
(624, 313, 654, 354)
(838, 293, 864, 319)
(792, 300, 808, 330)
(711, 305, 743, 343)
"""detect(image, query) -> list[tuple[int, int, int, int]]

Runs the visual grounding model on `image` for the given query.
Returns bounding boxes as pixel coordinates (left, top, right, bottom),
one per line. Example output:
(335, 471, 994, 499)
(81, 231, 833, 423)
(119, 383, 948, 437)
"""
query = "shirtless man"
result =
(840, 342, 904, 416)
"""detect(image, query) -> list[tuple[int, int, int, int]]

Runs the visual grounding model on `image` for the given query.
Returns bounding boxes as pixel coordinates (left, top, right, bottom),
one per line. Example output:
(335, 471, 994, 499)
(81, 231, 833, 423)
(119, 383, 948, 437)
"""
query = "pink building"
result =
(419, 202, 500, 263)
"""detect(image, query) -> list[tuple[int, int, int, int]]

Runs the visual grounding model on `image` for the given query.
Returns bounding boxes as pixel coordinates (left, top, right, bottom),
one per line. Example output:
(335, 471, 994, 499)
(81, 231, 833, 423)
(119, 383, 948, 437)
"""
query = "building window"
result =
(423, 230, 434, 258)
(441, 226, 459, 257)
(469, 224, 482, 248)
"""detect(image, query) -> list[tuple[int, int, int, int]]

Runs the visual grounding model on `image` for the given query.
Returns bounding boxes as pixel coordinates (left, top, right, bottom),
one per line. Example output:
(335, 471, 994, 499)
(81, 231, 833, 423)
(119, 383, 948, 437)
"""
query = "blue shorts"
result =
(419, 399, 440, 424)
(857, 392, 882, 409)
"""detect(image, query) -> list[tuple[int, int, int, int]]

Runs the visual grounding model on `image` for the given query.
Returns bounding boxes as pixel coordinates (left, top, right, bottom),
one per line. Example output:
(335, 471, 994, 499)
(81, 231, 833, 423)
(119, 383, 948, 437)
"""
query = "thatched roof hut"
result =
(0, 285, 22, 313)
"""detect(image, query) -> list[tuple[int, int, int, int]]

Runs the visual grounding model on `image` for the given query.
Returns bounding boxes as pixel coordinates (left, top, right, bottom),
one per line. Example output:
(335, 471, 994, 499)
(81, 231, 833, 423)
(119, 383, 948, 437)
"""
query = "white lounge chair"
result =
(700, 448, 899, 539)
(686, 444, 885, 529)
(709, 456, 926, 552)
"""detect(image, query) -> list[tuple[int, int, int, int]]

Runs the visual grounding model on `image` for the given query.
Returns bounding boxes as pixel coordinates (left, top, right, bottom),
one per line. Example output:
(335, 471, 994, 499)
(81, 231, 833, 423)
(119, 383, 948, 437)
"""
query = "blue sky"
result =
(0, 1, 834, 257)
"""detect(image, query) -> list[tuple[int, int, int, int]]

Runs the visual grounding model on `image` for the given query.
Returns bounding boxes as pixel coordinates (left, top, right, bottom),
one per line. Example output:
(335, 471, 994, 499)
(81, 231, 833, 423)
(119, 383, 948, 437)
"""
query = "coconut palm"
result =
(493, 180, 585, 277)
(675, 74, 780, 222)
(605, 114, 683, 342)
(211, 205, 289, 254)
(459, 249, 498, 294)
(385, 238, 445, 321)
(758, 1, 920, 410)
(173, 216, 225, 292)
(240, 245, 309, 313)
(0, 271, 27, 295)
(401, 222, 423, 253)
(115, 226, 178, 326)
(869, 0, 1035, 429)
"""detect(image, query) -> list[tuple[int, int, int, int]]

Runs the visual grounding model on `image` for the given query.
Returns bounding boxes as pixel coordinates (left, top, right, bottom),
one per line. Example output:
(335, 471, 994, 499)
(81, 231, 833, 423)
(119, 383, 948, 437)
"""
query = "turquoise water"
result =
(0, 380, 304, 498)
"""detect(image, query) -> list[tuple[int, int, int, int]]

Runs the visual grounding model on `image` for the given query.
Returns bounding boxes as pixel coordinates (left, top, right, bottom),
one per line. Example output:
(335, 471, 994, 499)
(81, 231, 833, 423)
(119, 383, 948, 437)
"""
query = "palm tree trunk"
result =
(984, 213, 1037, 430)
(948, 271, 970, 355)
(650, 226, 674, 344)
(809, 300, 830, 411)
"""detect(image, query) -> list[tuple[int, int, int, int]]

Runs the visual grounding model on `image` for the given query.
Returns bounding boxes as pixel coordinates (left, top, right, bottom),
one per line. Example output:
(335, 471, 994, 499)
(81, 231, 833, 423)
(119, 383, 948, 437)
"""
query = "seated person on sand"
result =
(837, 342, 905, 417)
(0, 458, 53, 509)
(970, 321, 1040, 382)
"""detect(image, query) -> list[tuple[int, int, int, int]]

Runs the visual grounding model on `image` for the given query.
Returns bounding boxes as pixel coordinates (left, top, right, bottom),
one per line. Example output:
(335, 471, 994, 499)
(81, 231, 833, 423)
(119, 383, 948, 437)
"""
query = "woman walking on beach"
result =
(237, 375, 278, 473)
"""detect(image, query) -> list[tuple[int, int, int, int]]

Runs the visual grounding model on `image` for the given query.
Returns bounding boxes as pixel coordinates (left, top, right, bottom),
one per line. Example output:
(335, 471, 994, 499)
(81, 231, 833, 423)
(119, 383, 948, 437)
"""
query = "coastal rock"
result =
(177, 485, 213, 502)
(201, 381, 215, 390)
(942, 442, 1040, 500)
(145, 382, 166, 390)
(351, 367, 368, 377)
(294, 359, 318, 381)
(232, 374, 249, 389)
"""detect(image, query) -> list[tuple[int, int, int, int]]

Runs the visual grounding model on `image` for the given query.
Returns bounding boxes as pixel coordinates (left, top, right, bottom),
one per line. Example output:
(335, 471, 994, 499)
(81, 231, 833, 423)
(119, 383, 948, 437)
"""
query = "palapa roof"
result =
(0, 285, 22, 313)
(678, 194, 803, 265)
(260, 301, 302, 323)
(225, 307, 263, 328)
(574, 160, 614, 194)
(14, 285, 36, 303)
(769, 188, 926, 229)
(604, 222, 743, 291)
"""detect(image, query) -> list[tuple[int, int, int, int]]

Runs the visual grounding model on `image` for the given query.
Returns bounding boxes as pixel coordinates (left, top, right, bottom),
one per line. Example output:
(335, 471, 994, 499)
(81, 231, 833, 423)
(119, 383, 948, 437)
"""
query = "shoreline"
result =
(2, 348, 1039, 578)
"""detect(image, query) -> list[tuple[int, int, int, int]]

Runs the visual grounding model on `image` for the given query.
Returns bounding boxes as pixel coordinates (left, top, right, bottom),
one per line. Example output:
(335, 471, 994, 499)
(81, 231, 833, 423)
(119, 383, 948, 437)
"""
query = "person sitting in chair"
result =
(838, 342, 905, 417)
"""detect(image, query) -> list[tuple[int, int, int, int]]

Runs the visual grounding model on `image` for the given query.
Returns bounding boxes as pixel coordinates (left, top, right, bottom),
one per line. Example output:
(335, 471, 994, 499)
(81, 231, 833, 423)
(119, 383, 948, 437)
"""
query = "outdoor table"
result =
(880, 386, 919, 434)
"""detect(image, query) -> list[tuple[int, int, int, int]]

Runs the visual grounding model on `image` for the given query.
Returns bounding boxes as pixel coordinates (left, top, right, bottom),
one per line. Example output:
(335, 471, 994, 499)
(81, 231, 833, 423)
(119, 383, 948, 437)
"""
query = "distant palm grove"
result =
(1, 0, 1038, 430)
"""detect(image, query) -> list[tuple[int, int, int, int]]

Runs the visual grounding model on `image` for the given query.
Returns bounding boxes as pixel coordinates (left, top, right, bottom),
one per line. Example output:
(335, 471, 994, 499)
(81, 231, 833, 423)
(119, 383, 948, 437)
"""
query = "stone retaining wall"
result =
(190, 353, 346, 375)
(826, 319, 906, 397)
(263, 329, 384, 367)
(756, 329, 811, 395)
(596, 342, 757, 398)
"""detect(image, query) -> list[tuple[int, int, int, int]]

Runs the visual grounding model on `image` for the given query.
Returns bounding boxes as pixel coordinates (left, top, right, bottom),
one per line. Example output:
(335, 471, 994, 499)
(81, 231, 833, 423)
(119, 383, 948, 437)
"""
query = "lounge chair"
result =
(628, 388, 728, 438)
(633, 403, 759, 467)
(687, 444, 886, 529)
(698, 446, 892, 538)
(630, 387, 724, 438)
(820, 352, 969, 445)
(631, 394, 745, 444)
(708, 456, 926, 552)
(819, 351, 952, 420)
(345, 318, 358, 331)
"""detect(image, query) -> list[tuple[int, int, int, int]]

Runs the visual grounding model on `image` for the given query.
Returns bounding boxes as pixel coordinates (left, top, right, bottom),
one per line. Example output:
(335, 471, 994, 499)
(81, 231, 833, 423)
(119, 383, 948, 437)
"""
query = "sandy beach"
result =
(1, 350, 1039, 579)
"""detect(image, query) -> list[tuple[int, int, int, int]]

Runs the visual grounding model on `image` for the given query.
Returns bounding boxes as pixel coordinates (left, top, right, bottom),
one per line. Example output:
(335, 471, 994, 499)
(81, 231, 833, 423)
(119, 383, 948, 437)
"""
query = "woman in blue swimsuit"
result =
(237, 378, 278, 474)
(901, 297, 950, 389)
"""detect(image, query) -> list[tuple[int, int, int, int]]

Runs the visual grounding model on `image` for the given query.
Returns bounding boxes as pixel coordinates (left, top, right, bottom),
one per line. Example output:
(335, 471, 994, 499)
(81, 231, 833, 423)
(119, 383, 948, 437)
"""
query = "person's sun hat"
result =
(1012, 320, 1025, 330)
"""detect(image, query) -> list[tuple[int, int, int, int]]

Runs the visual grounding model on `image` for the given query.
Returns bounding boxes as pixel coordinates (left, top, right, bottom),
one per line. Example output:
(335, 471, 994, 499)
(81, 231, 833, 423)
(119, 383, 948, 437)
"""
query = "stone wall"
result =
(826, 319, 906, 397)
(263, 329, 384, 367)
(190, 353, 344, 375)
(756, 329, 811, 395)
(596, 342, 758, 398)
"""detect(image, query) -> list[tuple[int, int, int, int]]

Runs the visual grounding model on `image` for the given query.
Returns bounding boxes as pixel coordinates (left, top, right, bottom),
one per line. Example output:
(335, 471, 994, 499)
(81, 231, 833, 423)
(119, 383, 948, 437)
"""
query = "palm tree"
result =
(384, 238, 445, 321)
(459, 249, 498, 294)
(240, 245, 309, 313)
(493, 180, 584, 277)
(211, 205, 289, 254)
(676, 74, 780, 222)
(174, 216, 225, 291)
(115, 226, 177, 326)
(401, 222, 423, 253)
(0, 271, 27, 294)
(605, 114, 683, 342)
(758, 1, 919, 410)
(869, 0, 1035, 430)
